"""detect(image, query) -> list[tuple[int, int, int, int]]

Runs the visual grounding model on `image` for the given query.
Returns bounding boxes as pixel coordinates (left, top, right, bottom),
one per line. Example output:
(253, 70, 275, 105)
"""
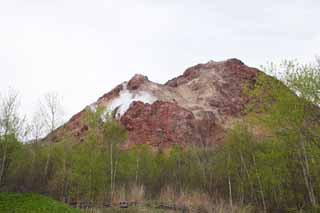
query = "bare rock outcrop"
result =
(48, 58, 259, 148)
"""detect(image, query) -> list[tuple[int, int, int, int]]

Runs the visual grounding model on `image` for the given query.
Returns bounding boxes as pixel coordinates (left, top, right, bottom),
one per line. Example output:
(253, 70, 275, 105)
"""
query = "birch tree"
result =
(0, 90, 24, 186)
(40, 92, 64, 182)
(257, 59, 320, 208)
(102, 115, 127, 204)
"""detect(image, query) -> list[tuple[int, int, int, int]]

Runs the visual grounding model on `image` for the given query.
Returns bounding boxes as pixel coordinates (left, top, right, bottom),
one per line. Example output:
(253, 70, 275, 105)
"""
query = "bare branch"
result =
(0, 89, 25, 139)
(40, 92, 65, 134)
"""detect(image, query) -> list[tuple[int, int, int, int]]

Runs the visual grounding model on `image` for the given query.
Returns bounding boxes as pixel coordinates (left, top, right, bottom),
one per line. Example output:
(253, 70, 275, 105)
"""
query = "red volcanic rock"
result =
(166, 58, 257, 88)
(120, 101, 225, 149)
(120, 101, 196, 148)
(127, 74, 149, 90)
(165, 64, 202, 87)
(46, 58, 261, 148)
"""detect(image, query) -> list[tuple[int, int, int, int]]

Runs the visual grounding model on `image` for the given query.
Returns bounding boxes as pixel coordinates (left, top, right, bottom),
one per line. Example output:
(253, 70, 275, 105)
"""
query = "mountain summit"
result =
(51, 58, 260, 149)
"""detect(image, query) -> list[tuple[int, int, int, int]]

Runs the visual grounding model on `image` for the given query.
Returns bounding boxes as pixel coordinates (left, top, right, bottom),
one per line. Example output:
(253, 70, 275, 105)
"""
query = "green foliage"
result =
(0, 135, 21, 163)
(230, 59, 320, 211)
(0, 192, 81, 213)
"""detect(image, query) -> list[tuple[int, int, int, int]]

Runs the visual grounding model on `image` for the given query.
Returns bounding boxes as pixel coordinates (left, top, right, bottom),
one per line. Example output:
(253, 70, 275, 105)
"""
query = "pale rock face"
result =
(106, 83, 157, 118)
(89, 103, 97, 112)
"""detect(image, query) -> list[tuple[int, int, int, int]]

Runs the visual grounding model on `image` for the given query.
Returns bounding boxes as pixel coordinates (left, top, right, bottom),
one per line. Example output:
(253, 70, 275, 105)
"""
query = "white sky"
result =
(0, 0, 319, 121)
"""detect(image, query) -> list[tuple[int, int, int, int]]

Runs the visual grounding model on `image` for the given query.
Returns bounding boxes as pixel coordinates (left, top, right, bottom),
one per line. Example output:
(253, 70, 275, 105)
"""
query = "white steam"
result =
(106, 83, 157, 118)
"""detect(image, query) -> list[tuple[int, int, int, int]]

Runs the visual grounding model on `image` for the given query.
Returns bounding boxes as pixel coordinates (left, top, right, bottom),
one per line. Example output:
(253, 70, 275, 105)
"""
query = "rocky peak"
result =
(225, 58, 245, 66)
(49, 59, 260, 149)
(165, 58, 254, 87)
(127, 74, 149, 90)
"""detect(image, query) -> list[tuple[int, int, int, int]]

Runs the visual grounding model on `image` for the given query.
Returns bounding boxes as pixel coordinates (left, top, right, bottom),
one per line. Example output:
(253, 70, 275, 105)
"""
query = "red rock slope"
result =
(51, 58, 259, 149)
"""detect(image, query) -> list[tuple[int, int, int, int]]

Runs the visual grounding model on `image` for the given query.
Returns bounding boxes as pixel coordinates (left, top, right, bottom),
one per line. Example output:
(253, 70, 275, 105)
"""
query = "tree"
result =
(40, 92, 64, 135)
(40, 92, 65, 188)
(82, 107, 127, 204)
(28, 110, 45, 143)
(0, 90, 25, 187)
(102, 113, 127, 203)
(250, 58, 320, 209)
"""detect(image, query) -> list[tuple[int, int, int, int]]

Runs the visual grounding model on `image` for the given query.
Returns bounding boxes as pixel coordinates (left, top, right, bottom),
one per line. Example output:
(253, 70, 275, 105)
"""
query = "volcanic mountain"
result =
(50, 58, 261, 149)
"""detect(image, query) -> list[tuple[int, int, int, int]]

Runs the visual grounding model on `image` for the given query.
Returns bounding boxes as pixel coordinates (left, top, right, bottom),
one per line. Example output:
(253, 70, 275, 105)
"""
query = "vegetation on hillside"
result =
(0, 58, 319, 212)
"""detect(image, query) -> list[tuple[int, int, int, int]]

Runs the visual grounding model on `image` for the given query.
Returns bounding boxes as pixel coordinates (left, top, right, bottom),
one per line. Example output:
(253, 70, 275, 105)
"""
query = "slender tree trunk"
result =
(299, 139, 317, 207)
(240, 152, 258, 204)
(29, 148, 36, 189)
(228, 175, 233, 208)
(135, 157, 139, 185)
(0, 143, 8, 185)
(113, 160, 118, 199)
(110, 143, 113, 203)
(252, 155, 267, 212)
(300, 109, 317, 206)
(193, 145, 207, 190)
(62, 156, 69, 203)
(44, 145, 52, 178)
(227, 151, 233, 210)
(89, 167, 93, 204)
(0, 132, 9, 186)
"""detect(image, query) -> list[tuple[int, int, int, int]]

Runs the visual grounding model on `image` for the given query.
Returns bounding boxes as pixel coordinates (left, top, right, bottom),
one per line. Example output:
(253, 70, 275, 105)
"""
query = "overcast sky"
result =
(1, 0, 319, 120)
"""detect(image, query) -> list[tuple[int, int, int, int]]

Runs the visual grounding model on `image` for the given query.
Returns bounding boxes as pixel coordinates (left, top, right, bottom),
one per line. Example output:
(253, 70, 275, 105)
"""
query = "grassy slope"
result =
(0, 192, 82, 213)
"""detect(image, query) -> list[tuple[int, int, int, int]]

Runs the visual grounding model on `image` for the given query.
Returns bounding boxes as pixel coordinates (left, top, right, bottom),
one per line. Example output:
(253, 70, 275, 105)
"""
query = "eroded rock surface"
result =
(49, 58, 259, 148)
